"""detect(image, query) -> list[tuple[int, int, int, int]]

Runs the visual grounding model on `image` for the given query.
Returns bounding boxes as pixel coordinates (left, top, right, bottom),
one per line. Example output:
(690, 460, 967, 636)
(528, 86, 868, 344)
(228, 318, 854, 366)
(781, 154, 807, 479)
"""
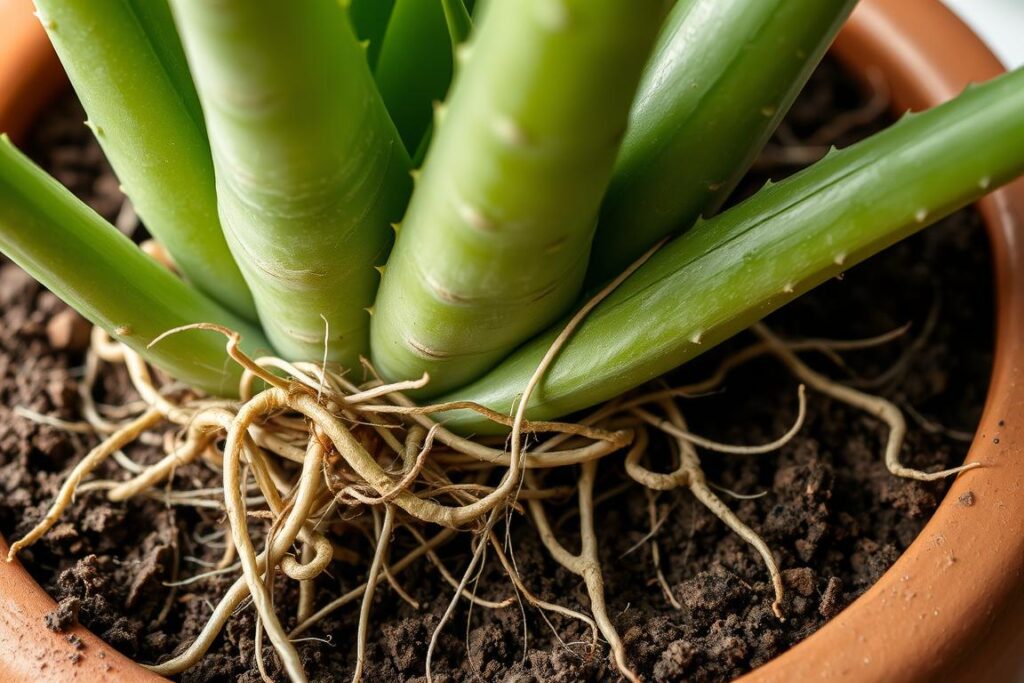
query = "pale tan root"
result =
(6, 408, 163, 560)
(403, 524, 515, 609)
(485, 529, 599, 652)
(221, 407, 322, 683)
(631, 384, 806, 455)
(629, 398, 786, 619)
(644, 489, 682, 610)
(353, 504, 394, 683)
(290, 528, 459, 640)
(526, 461, 639, 683)
(12, 234, 970, 683)
(754, 323, 981, 481)
(148, 435, 329, 676)
(423, 240, 668, 683)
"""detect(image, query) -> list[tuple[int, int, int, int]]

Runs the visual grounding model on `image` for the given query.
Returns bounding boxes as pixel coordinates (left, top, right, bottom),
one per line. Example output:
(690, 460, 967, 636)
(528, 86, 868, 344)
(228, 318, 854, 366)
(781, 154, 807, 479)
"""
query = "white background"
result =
(943, 0, 1024, 67)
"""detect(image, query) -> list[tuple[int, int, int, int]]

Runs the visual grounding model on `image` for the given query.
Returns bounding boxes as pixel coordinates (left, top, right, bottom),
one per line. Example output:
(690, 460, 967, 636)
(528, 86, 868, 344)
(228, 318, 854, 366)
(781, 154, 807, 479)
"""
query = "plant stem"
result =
(33, 0, 256, 320)
(371, 0, 666, 395)
(586, 0, 857, 286)
(171, 0, 411, 367)
(441, 66, 1024, 433)
(0, 138, 269, 396)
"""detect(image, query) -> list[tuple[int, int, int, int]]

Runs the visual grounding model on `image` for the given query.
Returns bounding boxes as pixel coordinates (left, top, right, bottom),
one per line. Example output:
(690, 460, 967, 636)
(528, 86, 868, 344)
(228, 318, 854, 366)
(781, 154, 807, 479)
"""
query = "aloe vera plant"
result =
(5, 0, 1017, 408)
(3, 0, 1024, 679)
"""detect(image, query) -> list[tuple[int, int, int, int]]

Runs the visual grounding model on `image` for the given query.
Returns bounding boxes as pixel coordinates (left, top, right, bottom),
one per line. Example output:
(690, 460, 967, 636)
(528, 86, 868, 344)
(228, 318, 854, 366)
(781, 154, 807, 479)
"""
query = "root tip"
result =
(772, 602, 785, 621)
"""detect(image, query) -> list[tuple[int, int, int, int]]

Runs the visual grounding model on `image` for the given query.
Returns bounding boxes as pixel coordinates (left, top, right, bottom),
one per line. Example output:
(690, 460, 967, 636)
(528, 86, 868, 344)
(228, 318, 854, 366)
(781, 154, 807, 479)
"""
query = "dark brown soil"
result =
(0, 60, 992, 682)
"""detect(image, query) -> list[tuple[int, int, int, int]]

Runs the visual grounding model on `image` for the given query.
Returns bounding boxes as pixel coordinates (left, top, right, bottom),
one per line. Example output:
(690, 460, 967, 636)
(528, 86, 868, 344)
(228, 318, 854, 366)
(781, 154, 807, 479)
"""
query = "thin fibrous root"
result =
(425, 239, 667, 683)
(632, 398, 786, 619)
(148, 434, 329, 676)
(486, 529, 600, 652)
(631, 383, 807, 455)
(754, 323, 982, 481)
(290, 529, 460, 640)
(6, 408, 164, 561)
(527, 461, 639, 682)
(690, 477, 785, 620)
(353, 505, 394, 683)
(405, 524, 516, 610)
(12, 229, 972, 683)
(221, 406, 318, 683)
(644, 489, 681, 610)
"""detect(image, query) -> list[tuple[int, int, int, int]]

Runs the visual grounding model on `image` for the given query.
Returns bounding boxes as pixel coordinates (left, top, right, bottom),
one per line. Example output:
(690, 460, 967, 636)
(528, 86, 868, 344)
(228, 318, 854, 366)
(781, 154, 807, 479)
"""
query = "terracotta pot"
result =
(0, 0, 63, 145)
(0, 0, 1021, 680)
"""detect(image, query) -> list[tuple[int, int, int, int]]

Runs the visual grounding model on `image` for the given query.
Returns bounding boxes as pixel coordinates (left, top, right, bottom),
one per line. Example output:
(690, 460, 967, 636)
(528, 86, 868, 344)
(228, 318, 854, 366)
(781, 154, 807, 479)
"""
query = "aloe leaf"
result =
(441, 66, 1024, 434)
(374, 0, 458, 155)
(441, 0, 473, 48)
(0, 138, 269, 396)
(586, 0, 858, 286)
(170, 0, 411, 368)
(348, 0, 397, 69)
(32, 0, 256, 320)
(404, 0, 474, 167)
(371, 0, 666, 395)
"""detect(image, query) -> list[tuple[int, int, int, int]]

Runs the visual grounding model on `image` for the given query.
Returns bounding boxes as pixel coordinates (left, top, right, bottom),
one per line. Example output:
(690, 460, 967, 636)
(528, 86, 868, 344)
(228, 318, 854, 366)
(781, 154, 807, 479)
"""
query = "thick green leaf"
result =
(349, 0, 397, 69)
(374, 0, 457, 154)
(171, 0, 411, 367)
(33, 0, 256, 320)
(587, 0, 857, 285)
(371, 0, 666, 395)
(0, 138, 269, 396)
(443, 67, 1024, 433)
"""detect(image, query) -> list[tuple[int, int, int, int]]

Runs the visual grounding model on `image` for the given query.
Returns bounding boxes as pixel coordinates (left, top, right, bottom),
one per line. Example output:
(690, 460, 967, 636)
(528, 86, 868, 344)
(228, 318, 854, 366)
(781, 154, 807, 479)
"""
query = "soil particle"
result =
(958, 491, 976, 507)
(0, 60, 994, 682)
(818, 576, 844, 619)
(44, 596, 80, 633)
(45, 308, 91, 352)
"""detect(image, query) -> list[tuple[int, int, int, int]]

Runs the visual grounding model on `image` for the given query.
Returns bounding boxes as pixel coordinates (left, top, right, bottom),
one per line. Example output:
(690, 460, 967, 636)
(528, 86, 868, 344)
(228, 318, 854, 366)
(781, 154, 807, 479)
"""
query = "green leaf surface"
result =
(374, 0, 457, 154)
(171, 0, 411, 367)
(33, 0, 256, 320)
(371, 0, 666, 395)
(0, 137, 269, 396)
(587, 0, 857, 285)
(349, 0, 397, 69)
(442, 67, 1024, 433)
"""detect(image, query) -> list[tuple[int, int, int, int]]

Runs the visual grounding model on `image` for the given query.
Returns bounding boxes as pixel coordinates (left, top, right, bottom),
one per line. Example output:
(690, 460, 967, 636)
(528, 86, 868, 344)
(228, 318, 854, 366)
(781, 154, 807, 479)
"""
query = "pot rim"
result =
(0, 0, 1021, 681)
